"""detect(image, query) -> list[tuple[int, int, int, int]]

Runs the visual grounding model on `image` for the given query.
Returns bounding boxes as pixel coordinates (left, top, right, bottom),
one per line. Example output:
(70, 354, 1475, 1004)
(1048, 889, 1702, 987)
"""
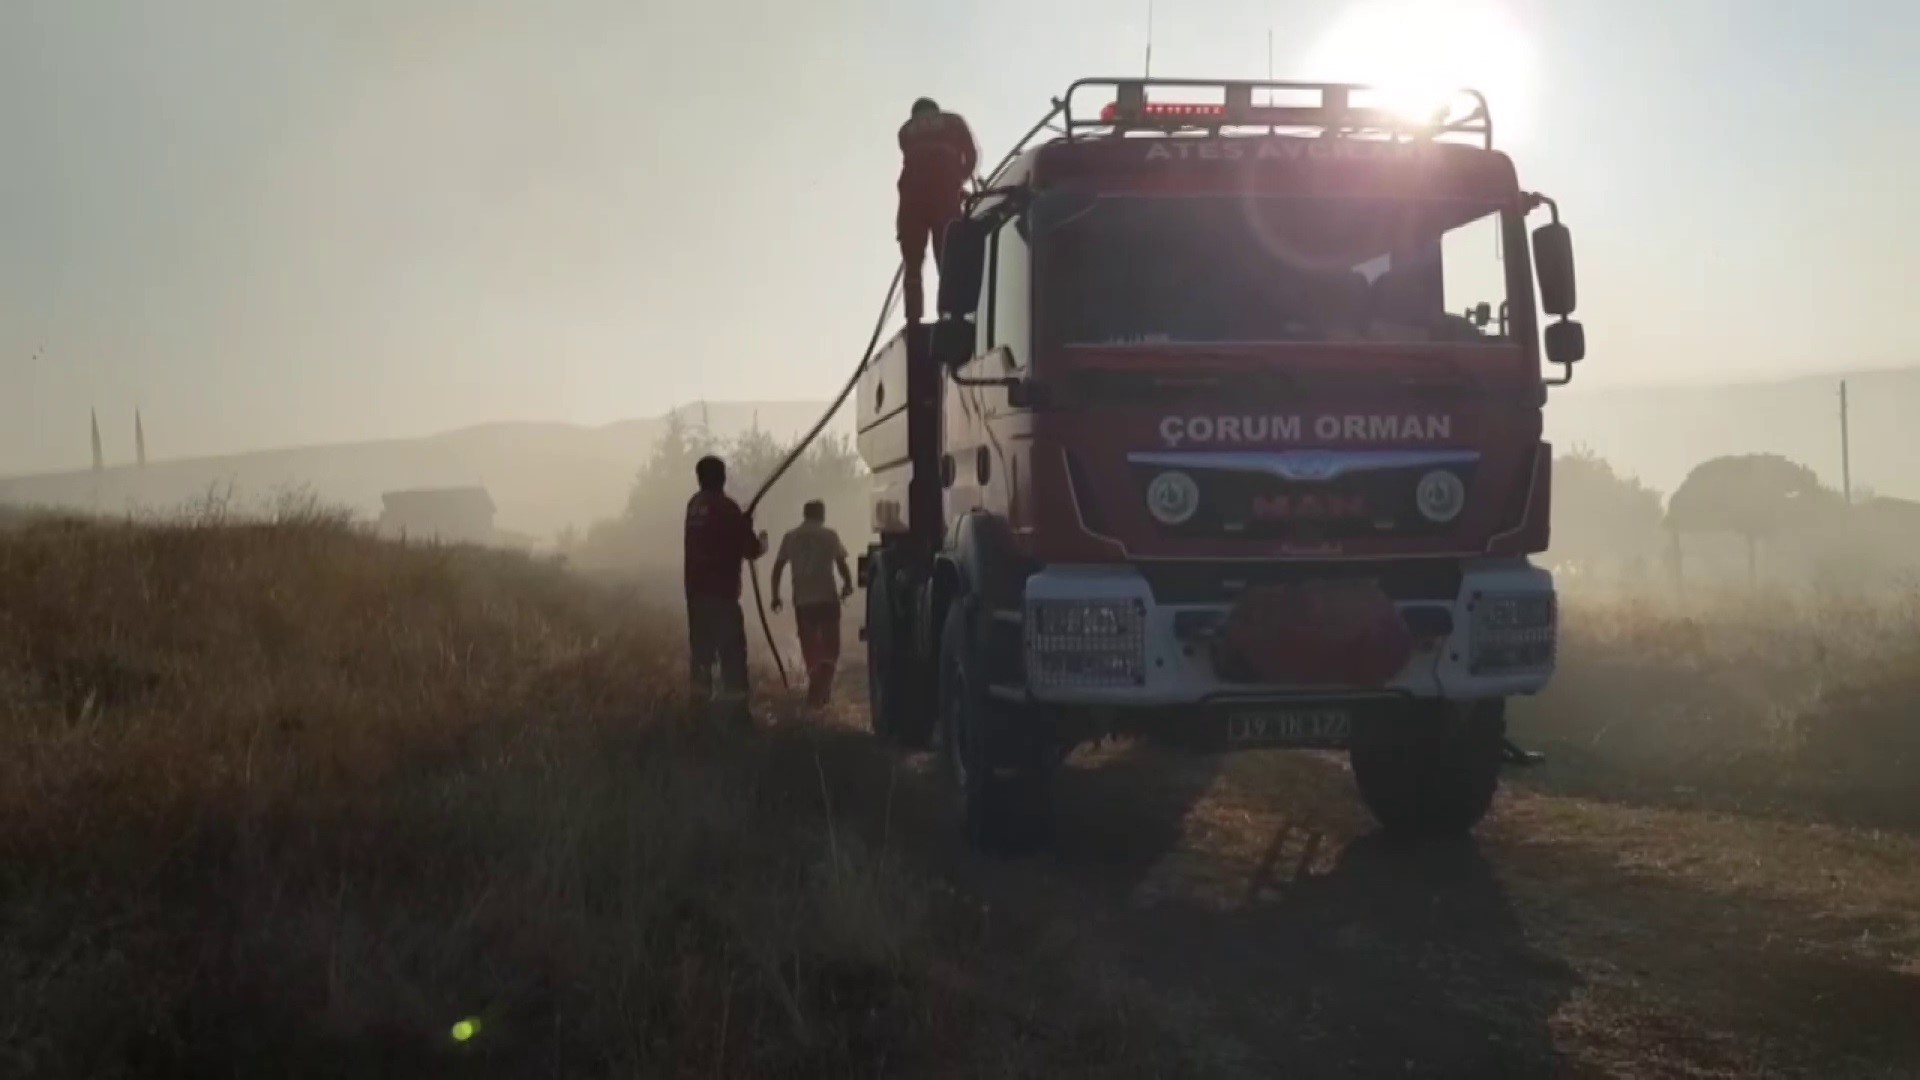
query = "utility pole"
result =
(1839, 379, 1852, 506)
(1143, 0, 1154, 77)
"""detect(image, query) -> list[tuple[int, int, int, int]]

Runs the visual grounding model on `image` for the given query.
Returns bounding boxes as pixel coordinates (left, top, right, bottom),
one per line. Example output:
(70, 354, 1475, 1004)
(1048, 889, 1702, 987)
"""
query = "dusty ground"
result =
(794, 679, 1920, 1080)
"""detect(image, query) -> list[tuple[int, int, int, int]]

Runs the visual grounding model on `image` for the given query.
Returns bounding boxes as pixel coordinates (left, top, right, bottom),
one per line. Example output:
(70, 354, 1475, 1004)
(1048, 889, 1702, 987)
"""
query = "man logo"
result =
(1273, 452, 1344, 482)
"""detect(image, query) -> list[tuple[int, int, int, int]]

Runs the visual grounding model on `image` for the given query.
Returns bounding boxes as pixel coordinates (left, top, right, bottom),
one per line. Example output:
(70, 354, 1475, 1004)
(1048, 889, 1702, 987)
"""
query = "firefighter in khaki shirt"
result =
(769, 500, 855, 708)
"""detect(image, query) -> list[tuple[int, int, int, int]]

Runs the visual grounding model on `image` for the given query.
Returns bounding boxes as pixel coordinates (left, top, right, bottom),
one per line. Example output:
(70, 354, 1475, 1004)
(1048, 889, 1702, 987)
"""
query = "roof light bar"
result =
(1066, 77, 1495, 149)
(1099, 101, 1228, 123)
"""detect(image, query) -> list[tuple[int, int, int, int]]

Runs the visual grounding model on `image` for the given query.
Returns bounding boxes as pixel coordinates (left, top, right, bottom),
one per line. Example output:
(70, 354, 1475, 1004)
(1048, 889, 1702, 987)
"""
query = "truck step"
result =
(1501, 740, 1546, 767)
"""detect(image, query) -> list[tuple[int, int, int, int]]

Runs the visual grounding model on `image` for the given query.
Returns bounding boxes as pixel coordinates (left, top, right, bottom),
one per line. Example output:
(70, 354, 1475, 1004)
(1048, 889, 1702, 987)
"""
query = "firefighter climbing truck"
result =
(855, 79, 1584, 852)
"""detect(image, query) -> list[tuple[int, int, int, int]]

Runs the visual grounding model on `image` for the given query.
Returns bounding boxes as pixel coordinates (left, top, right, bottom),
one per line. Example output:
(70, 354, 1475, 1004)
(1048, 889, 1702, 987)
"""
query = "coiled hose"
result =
(744, 263, 905, 688)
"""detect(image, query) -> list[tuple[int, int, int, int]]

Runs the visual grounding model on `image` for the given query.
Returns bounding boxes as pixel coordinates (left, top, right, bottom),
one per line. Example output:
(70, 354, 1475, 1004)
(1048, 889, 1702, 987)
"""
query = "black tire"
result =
(1350, 700, 1506, 840)
(937, 601, 1053, 856)
(864, 551, 919, 745)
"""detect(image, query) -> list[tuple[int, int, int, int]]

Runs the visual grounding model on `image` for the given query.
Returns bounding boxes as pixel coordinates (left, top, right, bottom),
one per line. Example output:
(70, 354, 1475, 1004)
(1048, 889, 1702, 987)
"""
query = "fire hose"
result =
(736, 103, 1061, 691)
(743, 264, 904, 688)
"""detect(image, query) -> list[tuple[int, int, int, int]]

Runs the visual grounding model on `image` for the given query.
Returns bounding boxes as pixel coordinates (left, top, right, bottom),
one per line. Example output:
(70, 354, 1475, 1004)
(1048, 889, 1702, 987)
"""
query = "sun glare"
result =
(1302, 1, 1536, 142)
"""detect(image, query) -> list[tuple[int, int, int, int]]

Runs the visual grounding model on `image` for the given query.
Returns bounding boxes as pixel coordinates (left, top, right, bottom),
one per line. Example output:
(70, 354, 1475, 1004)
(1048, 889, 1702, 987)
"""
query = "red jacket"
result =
(684, 490, 764, 600)
(898, 111, 978, 190)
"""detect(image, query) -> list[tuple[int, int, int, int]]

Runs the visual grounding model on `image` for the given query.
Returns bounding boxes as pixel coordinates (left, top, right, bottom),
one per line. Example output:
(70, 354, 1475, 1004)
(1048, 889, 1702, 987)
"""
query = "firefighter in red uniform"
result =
(897, 97, 978, 323)
(684, 455, 767, 723)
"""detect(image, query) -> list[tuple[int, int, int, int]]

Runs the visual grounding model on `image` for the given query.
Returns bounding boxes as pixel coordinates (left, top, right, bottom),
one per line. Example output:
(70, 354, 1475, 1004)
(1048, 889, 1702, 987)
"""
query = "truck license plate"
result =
(1226, 708, 1351, 746)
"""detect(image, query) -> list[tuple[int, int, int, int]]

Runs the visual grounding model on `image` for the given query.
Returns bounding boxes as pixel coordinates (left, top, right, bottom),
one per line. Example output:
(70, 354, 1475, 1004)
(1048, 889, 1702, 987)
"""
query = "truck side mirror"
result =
(1545, 319, 1585, 365)
(936, 217, 990, 319)
(928, 318, 975, 369)
(1532, 222, 1577, 317)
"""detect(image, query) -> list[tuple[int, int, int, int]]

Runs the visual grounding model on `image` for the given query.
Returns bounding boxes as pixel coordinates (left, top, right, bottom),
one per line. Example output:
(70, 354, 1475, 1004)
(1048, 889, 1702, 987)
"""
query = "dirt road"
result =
(806, 701, 1920, 1079)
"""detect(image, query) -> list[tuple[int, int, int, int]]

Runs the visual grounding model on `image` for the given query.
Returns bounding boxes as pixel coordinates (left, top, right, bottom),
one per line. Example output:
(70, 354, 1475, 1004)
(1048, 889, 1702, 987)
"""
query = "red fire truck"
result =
(855, 78, 1583, 853)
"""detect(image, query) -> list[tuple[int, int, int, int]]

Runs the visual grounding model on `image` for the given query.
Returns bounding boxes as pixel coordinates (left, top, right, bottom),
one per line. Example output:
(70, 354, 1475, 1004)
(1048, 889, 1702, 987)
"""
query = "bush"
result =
(1546, 446, 1666, 579)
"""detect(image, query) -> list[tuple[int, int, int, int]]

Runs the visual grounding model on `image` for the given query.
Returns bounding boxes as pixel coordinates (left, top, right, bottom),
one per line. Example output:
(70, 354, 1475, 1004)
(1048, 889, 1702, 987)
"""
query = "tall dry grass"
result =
(1513, 584, 1920, 828)
(0, 518, 1183, 1078)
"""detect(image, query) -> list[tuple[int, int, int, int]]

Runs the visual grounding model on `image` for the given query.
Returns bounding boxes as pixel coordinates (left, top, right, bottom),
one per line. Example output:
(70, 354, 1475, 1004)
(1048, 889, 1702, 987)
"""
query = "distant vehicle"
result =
(854, 78, 1584, 852)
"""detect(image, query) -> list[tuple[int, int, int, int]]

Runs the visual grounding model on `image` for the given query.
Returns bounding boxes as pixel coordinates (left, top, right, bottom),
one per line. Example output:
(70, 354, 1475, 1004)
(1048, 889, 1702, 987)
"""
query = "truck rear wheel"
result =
(937, 602, 1053, 856)
(1349, 701, 1506, 839)
(864, 550, 929, 748)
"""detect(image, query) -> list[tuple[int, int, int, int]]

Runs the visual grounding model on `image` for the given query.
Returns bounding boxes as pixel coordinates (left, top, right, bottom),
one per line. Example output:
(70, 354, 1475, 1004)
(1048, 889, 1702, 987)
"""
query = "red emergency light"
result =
(1099, 100, 1228, 124)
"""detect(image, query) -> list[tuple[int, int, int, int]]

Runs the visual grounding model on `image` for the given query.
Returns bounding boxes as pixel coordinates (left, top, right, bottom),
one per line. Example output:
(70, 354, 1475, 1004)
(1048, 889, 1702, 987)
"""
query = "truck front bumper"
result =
(1008, 558, 1556, 708)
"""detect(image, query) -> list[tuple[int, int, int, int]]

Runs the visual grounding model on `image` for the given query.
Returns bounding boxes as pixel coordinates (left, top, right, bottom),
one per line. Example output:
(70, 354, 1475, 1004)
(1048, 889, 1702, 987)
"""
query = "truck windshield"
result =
(1031, 192, 1514, 349)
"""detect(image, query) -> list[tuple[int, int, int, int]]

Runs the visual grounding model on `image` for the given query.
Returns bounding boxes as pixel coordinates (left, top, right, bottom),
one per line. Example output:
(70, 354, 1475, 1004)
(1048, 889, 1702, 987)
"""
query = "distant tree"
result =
(806, 432, 862, 488)
(1665, 453, 1838, 583)
(625, 412, 713, 520)
(727, 429, 868, 538)
(570, 419, 869, 576)
(724, 423, 787, 498)
(1549, 446, 1666, 573)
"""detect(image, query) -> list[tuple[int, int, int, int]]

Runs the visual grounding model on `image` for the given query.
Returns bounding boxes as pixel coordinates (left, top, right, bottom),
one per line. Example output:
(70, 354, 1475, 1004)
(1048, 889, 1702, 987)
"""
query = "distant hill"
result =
(5, 367, 1911, 542)
(0, 401, 841, 542)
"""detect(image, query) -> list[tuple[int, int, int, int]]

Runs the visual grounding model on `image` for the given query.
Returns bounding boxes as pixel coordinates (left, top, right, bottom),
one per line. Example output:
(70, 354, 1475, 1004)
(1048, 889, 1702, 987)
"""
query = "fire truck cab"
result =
(856, 79, 1584, 853)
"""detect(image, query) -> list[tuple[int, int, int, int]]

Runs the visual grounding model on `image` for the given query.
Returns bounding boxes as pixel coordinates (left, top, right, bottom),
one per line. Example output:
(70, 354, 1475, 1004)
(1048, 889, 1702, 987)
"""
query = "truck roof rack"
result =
(1058, 77, 1494, 151)
(974, 78, 1494, 191)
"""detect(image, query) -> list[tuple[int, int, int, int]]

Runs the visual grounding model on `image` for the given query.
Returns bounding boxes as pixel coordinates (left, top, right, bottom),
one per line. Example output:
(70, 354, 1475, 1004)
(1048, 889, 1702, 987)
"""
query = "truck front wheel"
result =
(937, 602, 1053, 856)
(1349, 701, 1506, 839)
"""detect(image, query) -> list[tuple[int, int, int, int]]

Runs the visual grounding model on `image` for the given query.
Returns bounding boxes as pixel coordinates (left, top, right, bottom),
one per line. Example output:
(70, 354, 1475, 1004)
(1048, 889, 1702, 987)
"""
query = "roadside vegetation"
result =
(0, 516, 1184, 1078)
(1514, 585, 1920, 830)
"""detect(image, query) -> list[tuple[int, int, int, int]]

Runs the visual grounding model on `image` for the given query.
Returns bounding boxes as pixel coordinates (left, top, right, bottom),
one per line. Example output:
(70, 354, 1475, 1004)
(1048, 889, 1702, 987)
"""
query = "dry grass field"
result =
(0, 517, 1183, 1078)
(1515, 586, 1920, 829)
(3, 516, 1916, 1077)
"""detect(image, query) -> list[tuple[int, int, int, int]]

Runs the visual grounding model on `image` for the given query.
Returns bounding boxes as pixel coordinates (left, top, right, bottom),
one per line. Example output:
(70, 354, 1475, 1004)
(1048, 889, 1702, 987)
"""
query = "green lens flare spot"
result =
(451, 1018, 481, 1042)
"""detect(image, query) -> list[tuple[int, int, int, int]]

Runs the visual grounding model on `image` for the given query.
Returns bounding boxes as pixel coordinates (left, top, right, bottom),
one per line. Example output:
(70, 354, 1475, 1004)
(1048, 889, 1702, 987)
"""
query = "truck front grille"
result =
(1129, 460, 1479, 542)
(1140, 561, 1462, 605)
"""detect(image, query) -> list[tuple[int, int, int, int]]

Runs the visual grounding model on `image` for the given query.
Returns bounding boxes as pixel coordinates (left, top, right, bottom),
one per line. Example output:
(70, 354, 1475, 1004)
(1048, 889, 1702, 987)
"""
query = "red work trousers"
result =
(896, 178, 964, 323)
(793, 601, 842, 708)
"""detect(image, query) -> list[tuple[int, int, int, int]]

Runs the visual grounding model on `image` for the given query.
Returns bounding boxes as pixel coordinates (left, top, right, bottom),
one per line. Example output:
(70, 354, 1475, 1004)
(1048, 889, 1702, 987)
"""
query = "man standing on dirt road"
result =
(769, 500, 855, 708)
(684, 455, 767, 723)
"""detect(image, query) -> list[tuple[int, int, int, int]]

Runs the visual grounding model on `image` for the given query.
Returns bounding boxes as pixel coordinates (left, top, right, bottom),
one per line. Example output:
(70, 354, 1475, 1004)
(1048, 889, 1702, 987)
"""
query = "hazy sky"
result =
(3, 0, 1915, 474)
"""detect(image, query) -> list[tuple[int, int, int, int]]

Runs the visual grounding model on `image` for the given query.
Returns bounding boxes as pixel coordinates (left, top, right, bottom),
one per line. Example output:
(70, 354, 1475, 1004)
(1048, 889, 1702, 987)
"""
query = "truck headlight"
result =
(1469, 592, 1556, 674)
(1145, 471, 1200, 526)
(1026, 599, 1146, 687)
